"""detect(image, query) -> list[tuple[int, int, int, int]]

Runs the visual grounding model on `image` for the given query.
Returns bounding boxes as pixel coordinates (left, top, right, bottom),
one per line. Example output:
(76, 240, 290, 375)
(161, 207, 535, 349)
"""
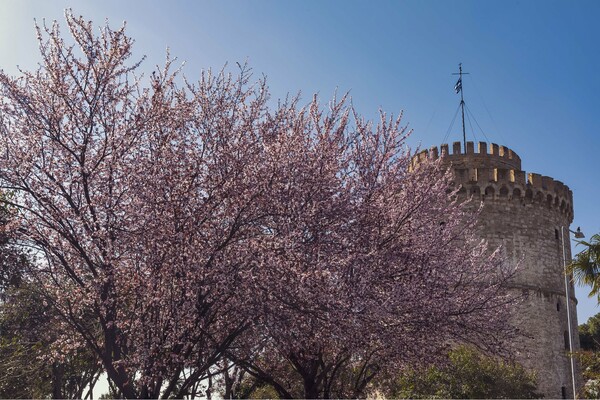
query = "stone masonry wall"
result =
(414, 141, 581, 398)
(474, 193, 580, 399)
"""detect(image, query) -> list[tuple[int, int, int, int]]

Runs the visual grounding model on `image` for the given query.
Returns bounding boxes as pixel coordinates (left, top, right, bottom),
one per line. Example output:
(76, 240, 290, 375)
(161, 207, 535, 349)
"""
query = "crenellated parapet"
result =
(411, 140, 522, 170)
(412, 141, 573, 220)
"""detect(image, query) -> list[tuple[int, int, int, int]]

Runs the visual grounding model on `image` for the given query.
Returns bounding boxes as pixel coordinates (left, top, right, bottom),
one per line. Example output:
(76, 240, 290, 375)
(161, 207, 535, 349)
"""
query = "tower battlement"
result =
(412, 141, 521, 170)
(411, 141, 573, 219)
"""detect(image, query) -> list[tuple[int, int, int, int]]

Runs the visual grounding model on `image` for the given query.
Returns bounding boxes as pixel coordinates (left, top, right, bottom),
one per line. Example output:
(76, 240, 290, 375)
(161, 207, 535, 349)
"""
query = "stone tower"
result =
(412, 141, 581, 399)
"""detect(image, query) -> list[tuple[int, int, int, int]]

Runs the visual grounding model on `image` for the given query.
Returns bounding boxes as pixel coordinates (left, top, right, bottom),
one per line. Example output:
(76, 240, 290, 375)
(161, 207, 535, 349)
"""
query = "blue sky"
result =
(1, 0, 599, 322)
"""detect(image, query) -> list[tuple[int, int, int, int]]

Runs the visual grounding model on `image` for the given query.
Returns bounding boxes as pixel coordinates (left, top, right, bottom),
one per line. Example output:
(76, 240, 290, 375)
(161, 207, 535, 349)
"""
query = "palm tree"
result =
(569, 234, 600, 299)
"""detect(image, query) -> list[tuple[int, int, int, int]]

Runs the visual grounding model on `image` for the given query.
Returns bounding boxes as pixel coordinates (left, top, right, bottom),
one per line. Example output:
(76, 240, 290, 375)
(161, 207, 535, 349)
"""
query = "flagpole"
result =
(459, 64, 466, 150)
(453, 63, 469, 150)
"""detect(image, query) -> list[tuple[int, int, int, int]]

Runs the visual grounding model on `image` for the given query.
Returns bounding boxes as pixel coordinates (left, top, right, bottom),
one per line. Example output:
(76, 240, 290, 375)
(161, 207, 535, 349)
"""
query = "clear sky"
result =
(1, 0, 599, 323)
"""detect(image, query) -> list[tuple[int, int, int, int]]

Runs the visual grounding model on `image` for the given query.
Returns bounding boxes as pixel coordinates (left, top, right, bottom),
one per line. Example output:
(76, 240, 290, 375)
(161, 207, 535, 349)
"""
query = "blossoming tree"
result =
(0, 12, 516, 399)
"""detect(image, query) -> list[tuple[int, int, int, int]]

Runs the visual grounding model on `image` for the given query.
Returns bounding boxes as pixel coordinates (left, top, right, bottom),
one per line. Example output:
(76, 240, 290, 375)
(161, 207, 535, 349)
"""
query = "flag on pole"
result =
(454, 78, 462, 94)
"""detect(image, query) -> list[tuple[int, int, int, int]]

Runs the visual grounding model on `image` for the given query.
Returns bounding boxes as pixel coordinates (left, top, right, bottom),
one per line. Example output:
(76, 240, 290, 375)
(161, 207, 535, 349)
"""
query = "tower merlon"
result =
(514, 170, 526, 186)
(453, 141, 462, 155)
(466, 141, 475, 154)
(478, 141, 487, 154)
(491, 143, 500, 156)
(542, 176, 555, 192)
(441, 144, 449, 156)
(528, 173, 543, 188)
(429, 146, 439, 159)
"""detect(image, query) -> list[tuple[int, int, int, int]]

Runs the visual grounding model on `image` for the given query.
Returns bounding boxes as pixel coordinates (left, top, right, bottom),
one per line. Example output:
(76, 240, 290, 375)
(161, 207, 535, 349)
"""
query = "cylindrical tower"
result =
(412, 141, 581, 399)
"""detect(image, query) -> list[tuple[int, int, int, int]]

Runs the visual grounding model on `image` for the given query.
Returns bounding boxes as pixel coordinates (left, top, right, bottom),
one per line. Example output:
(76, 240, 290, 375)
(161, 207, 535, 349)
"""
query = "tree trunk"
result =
(304, 379, 320, 399)
(52, 362, 64, 399)
(206, 373, 213, 400)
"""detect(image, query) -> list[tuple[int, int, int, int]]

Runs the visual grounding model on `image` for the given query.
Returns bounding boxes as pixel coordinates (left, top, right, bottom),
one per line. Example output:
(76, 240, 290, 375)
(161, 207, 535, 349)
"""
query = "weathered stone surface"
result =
(416, 141, 580, 399)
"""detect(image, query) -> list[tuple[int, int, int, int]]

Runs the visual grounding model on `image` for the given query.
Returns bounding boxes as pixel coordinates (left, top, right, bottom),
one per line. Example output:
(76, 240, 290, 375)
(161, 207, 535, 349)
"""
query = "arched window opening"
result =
(535, 191, 544, 203)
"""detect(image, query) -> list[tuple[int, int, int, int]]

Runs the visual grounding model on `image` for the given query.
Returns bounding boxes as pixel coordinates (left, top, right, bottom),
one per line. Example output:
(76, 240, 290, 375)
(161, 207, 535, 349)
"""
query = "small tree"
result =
(579, 313, 600, 351)
(0, 194, 26, 297)
(569, 234, 600, 300)
(0, 284, 102, 399)
(377, 346, 541, 399)
(576, 313, 600, 398)
(0, 194, 101, 399)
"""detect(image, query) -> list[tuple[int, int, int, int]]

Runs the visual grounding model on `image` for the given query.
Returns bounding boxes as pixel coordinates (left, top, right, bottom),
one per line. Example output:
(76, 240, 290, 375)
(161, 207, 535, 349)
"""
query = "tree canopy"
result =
(0, 12, 517, 398)
(569, 234, 600, 300)
(576, 313, 600, 399)
(375, 346, 540, 399)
